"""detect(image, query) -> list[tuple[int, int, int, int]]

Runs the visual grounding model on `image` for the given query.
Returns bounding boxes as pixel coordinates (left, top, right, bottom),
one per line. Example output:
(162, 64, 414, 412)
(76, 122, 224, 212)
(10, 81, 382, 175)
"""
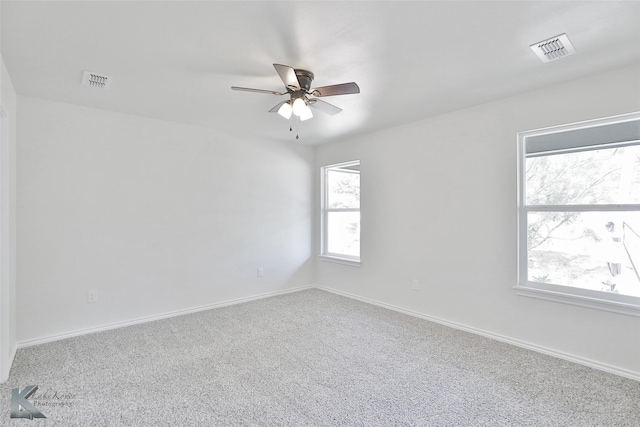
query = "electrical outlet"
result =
(257, 267, 264, 277)
(411, 280, 420, 291)
(87, 289, 98, 303)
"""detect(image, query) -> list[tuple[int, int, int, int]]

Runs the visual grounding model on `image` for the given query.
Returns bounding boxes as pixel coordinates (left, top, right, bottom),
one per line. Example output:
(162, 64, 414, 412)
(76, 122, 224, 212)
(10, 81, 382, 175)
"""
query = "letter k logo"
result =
(10, 385, 47, 419)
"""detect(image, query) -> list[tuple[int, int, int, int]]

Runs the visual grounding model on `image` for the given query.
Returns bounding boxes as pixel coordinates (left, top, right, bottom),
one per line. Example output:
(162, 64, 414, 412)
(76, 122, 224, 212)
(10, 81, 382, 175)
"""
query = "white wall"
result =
(17, 96, 314, 343)
(0, 54, 18, 382)
(315, 64, 640, 378)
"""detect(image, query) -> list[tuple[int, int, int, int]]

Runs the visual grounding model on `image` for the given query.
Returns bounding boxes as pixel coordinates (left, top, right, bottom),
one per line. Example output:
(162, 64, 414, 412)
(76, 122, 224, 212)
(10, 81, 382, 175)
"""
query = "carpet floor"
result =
(1, 289, 638, 426)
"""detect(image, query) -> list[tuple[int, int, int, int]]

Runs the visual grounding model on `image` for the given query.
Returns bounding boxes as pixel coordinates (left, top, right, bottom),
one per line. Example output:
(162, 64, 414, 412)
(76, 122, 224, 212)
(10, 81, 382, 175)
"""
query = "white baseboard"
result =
(314, 284, 640, 382)
(17, 285, 313, 349)
(0, 343, 16, 383)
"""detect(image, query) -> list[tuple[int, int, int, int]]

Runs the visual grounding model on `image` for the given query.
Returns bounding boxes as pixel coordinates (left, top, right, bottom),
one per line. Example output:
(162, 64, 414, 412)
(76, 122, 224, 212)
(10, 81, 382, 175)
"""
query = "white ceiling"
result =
(2, 1, 640, 145)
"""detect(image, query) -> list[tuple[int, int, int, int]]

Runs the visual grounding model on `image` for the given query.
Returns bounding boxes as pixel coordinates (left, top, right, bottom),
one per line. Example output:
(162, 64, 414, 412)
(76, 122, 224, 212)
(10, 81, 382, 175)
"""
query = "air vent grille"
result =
(530, 33, 576, 63)
(82, 71, 112, 89)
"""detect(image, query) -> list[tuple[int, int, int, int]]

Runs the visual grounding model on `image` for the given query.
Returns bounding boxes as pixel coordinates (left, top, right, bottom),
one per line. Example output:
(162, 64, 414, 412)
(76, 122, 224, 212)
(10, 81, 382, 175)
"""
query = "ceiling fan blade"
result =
(273, 64, 300, 91)
(231, 86, 285, 95)
(268, 100, 289, 113)
(311, 82, 360, 97)
(308, 98, 342, 115)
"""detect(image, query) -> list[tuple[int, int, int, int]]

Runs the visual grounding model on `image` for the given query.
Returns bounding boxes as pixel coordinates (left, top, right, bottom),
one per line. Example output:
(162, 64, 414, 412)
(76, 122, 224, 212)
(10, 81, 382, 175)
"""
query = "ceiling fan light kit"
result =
(231, 63, 360, 138)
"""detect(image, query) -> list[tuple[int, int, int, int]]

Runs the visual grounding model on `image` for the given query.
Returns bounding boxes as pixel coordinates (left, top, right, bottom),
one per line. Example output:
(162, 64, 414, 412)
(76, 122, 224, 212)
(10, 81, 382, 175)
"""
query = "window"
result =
(320, 161, 360, 264)
(517, 112, 640, 316)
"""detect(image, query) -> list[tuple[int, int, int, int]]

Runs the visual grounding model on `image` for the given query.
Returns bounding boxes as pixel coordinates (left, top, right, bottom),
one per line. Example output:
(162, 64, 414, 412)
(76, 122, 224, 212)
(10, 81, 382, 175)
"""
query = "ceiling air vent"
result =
(530, 33, 576, 63)
(81, 71, 112, 89)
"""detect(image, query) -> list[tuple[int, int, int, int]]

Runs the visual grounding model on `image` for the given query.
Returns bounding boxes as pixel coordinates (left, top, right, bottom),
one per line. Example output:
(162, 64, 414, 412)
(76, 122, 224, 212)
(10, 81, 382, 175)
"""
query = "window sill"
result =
(318, 255, 361, 267)
(514, 284, 640, 317)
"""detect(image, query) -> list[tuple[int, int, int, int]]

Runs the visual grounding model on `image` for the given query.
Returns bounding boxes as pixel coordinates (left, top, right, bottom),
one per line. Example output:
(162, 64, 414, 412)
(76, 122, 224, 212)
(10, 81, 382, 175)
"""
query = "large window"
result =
(517, 112, 640, 316)
(320, 161, 360, 264)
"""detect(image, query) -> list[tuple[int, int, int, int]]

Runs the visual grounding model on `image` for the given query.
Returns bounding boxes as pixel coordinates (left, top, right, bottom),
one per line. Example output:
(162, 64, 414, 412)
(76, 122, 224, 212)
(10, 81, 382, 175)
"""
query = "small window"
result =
(517, 112, 640, 316)
(320, 161, 360, 264)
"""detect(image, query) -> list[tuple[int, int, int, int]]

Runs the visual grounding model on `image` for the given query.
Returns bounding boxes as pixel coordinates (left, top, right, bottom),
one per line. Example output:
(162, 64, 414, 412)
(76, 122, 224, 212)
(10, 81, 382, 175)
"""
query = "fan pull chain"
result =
(287, 116, 301, 140)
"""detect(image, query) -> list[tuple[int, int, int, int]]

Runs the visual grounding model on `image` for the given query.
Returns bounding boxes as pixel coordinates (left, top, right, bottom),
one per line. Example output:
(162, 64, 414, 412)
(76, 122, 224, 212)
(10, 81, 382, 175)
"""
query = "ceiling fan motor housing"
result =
(294, 69, 314, 91)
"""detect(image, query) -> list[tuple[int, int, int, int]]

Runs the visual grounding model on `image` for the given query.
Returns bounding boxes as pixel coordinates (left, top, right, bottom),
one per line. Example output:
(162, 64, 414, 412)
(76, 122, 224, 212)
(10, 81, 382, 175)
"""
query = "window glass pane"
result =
(327, 170, 360, 209)
(327, 212, 360, 257)
(527, 211, 640, 297)
(526, 144, 640, 205)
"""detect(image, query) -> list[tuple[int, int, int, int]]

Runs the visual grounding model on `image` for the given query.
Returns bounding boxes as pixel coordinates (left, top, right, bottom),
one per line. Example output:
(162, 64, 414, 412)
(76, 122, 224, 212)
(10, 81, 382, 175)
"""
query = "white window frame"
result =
(320, 160, 361, 266)
(516, 112, 640, 317)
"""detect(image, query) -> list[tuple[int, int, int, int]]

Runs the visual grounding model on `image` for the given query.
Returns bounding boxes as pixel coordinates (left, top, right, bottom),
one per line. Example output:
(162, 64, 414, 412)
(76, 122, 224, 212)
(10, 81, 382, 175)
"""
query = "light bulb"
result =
(277, 102, 292, 119)
(292, 98, 307, 117)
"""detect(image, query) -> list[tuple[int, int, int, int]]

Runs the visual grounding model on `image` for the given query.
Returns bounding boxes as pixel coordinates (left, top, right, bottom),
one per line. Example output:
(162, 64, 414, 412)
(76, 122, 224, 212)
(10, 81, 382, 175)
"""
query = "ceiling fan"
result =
(231, 64, 360, 125)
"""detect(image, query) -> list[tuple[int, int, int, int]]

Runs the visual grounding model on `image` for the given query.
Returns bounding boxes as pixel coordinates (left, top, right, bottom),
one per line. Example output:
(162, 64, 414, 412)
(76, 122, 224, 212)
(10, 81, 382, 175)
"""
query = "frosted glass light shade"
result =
(277, 102, 293, 119)
(298, 106, 313, 121)
(292, 98, 307, 116)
